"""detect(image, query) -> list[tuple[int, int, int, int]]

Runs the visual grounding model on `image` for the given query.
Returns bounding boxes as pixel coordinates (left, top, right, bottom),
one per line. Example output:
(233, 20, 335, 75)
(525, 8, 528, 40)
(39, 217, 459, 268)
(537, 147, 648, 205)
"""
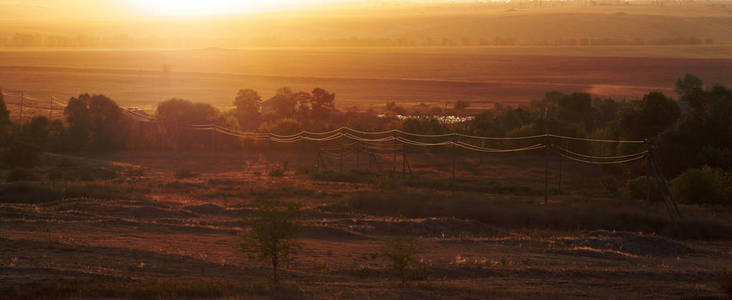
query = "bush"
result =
(0, 182, 60, 203)
(2, 141, 41, 168)
(174, 168, 198, 179)
(624, 176, 663, 202)
(671, 167, 731, 205)
(6, 168, 39, 182)
(239, 200, 302, 284)
(382, 236, 429, 284)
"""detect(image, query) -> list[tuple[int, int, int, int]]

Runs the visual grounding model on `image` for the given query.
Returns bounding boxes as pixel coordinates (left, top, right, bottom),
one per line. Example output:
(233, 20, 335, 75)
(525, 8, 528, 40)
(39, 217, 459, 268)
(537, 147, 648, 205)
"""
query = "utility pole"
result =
(645, 139, 652, 217)
(355, 141, 360, 170)
(402, 144, 407, 178)
(339, 138, 344, 174)
(392, 137, 397, 175)
(544, 136, 549, 205)
(19, 91, 24, 125)
(49, 96, 53, 120)
(451, 137, 457, 183)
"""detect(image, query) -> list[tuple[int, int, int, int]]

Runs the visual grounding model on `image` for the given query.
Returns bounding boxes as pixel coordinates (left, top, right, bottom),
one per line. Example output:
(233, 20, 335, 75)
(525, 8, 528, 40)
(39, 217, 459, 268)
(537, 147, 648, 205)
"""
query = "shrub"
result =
(174, 168, 198, 179)
(239, 200, 302, 284)
(0, 182, 60, 203)
(382, 236, 428, 284)
(6, 168, 39, 182)
(671, 167, 730, 205)
(624, 176, 663, 202)
(2, 141, 41, 168)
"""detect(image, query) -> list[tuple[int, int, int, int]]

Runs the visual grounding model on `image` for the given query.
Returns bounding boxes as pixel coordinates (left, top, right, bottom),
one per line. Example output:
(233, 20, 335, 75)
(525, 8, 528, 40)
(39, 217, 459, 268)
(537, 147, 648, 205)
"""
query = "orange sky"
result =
(0, 0, 450, 20)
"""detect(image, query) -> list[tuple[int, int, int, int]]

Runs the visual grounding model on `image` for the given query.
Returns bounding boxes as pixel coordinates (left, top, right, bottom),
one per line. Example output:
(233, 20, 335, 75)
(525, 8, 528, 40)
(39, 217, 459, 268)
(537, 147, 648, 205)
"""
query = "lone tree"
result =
(233, 89, 262, 130)
(239, 200, 302, 284)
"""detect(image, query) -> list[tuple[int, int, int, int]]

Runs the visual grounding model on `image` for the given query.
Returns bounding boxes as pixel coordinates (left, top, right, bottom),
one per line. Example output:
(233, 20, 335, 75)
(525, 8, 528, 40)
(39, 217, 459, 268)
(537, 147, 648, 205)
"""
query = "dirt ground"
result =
(1, 151, 731, 299)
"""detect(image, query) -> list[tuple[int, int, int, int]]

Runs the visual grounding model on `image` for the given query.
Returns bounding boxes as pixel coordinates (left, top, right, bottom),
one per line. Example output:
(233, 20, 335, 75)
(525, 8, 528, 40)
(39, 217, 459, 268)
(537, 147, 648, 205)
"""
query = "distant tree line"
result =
(0, 32, 719, 49)
(1, 74, 730, 202)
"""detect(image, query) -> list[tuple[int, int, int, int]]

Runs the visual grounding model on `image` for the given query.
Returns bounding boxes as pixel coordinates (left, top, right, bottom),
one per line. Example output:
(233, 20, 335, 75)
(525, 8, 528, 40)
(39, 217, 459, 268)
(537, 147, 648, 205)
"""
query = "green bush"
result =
(239, 200, 302, 284)
(382, 236, 429, 284)
(624, 176, 663, 202)
(671, 167, 730, 205)
(6, 168, 39, 182)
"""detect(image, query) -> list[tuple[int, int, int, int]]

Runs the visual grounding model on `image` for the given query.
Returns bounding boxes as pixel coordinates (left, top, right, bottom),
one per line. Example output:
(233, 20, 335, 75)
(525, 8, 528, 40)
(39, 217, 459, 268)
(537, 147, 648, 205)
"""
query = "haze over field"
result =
(3, 1, 732, 299)
(1, 1, 731, 48)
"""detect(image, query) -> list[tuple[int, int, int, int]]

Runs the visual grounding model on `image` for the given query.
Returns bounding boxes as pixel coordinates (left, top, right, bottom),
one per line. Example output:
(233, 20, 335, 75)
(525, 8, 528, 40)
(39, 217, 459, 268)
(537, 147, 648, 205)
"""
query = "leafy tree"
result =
(233, 89, 262, 130)
(310, 88, 335, 120)
(386, 101, 407, 115)
(658, 76, 732, 174)
(382, 236, 428, 284)
(64, 94, 93, 150)
(156, 99, 219, 150)
(618, 91, 680, 140)
(239, 200, 302, 284)
(258, 118, 302, 135)
(63, 94, 128, 152)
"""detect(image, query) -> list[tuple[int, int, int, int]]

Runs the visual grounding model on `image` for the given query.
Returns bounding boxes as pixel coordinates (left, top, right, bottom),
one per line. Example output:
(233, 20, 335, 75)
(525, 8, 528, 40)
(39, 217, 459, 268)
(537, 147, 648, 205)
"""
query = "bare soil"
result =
(1, 151, 731, 298)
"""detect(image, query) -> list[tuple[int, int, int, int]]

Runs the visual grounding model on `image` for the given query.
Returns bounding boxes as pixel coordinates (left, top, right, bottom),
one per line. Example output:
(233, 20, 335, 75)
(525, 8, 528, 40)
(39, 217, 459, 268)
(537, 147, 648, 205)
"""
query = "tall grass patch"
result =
(333, 190, 732, 240)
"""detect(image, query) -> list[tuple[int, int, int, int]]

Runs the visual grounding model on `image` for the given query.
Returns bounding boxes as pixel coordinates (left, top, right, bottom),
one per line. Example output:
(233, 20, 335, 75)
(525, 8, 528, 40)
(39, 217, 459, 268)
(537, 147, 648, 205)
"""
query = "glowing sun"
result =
(124, 0, 307, 17)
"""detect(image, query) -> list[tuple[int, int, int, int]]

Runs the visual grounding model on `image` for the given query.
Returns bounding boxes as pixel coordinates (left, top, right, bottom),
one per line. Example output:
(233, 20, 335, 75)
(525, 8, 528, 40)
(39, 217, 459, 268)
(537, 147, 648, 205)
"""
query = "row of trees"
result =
(1, 74, 730, 179)
(2, 32, 719, 49)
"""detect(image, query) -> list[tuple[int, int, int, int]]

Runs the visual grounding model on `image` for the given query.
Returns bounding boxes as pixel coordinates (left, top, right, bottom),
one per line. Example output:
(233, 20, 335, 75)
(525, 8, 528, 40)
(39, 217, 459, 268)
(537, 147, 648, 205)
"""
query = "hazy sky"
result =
(0, 0, 449, 20)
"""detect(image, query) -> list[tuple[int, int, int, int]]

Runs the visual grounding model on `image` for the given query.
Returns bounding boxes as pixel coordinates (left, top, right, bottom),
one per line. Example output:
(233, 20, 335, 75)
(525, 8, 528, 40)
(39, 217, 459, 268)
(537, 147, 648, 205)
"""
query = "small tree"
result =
(382, 236, 427, 284)
(239, 200, 302, 284)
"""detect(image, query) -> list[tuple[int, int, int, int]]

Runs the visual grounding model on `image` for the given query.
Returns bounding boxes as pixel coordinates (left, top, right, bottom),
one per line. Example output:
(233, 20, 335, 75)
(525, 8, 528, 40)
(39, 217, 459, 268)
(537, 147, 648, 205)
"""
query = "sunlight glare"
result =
(123, 0, 322, 17)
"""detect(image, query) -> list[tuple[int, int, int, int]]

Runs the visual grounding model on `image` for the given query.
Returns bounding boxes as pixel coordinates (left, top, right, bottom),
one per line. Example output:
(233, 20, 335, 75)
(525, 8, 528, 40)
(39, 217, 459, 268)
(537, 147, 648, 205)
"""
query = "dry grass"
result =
(332, 190, 732, 240)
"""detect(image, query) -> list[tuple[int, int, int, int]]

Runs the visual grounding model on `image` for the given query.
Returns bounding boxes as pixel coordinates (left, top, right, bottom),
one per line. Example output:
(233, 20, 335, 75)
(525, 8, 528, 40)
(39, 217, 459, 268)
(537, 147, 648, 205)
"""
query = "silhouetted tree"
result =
(234, 89, 262, 130)
(618, 91, 680, 140)
(310, 88, 335, 117)
(157, 99, 219, 150)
